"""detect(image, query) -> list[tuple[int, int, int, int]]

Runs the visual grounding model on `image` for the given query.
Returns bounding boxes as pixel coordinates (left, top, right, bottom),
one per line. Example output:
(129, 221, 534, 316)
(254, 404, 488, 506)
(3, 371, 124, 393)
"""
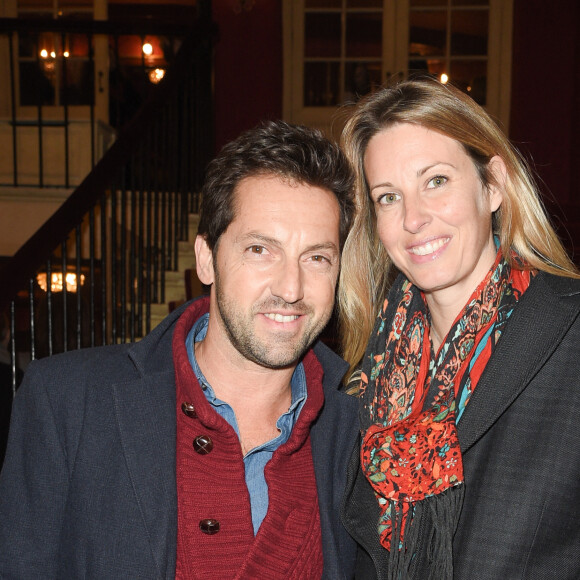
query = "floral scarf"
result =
(359, 250, 533, 579)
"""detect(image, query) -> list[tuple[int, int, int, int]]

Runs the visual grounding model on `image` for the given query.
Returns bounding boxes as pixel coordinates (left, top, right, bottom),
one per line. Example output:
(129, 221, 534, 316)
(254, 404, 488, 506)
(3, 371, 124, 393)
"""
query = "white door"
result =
(283, 0, 513, 140)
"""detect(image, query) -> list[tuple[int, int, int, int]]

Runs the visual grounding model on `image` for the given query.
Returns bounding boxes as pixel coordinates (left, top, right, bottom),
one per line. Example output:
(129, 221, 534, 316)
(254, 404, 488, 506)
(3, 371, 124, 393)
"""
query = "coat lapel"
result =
(458, 272, 580, 453)
(111, 306, 184, 579)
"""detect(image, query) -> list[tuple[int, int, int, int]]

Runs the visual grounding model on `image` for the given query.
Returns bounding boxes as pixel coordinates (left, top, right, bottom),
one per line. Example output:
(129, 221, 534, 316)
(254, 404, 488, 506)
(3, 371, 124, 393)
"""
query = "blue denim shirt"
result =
(185, 313, 307, 535)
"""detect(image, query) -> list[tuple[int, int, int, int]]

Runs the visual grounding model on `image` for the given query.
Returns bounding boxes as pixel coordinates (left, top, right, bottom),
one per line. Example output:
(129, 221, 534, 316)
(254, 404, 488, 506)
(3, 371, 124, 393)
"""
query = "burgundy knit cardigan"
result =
(173, 298, 325, 579)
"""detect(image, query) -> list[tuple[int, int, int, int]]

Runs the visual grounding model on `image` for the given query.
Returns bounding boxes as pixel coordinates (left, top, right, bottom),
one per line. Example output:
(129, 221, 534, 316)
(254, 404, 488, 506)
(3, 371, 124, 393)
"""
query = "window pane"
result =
(344, 61, 382, 102)
(67, 33, 90, 58)
(305, 13, 341, 58)
(449, 59, 487, 104)
(409, 10, 446, 56)
(452, 0, 488, 6)
(304, 61, 340, 106)
(61, 59, 94, 105)
(20, 61, 56, 105)
(410, 0, 447, 6)
(347, 0, 383, 7)
(306, 0, 341, 7)
(408, 58, 446, 79)
(451, 10, 488, 56)
(413, 0, 489, 4)
(346, 12, 382, 57)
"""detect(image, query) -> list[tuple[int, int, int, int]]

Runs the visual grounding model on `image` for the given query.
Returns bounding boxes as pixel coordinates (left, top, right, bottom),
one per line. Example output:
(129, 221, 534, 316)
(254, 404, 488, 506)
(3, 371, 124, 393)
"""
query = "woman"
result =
(338, 78, 580, 580)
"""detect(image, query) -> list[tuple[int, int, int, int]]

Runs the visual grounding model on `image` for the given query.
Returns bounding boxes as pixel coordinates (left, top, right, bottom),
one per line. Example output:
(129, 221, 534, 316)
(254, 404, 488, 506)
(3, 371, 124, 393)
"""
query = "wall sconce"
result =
(148, 68, 166, 84)
(37, 272, 86, 293)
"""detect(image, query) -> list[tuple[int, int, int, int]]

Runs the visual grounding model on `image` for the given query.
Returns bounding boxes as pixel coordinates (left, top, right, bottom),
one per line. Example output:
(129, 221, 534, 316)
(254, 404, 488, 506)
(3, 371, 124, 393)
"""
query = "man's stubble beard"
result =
(213, 263, 333, 370)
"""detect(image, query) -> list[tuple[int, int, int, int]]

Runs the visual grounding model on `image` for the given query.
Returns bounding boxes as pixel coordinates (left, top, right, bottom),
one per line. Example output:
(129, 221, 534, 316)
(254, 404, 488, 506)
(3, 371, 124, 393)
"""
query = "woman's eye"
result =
(249, 245, 265, 254)
(427, 175, 448, 188)
(377, 192, 399, 205)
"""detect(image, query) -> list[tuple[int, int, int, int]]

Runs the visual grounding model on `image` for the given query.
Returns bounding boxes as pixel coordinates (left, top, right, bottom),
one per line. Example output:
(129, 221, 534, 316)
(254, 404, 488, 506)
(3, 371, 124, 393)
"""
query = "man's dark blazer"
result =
(342, 271, 580, 579)
(0, 299, 359, 579)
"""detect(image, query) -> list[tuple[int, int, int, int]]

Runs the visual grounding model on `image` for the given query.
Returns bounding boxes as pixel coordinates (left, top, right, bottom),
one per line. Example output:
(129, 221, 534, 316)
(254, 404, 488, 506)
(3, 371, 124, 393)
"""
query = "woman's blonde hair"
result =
(338, 77, 579, 375)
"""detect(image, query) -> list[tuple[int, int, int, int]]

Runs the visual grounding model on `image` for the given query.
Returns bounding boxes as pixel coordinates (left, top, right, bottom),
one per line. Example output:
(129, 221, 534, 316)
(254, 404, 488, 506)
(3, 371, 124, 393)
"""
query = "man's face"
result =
(196, 174, 341, 370)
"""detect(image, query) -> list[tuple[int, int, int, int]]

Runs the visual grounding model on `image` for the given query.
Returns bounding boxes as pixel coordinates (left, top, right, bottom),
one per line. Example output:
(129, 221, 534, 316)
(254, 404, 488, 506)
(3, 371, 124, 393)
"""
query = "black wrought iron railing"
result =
(0, 8, 212, 188)
(0, 1, 215, 395)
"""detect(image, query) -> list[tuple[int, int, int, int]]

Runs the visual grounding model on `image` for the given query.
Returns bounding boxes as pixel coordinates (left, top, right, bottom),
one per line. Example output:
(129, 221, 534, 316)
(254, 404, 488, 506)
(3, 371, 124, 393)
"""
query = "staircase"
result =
(0, 4, 215, 390)
(150, 213, 202, 329)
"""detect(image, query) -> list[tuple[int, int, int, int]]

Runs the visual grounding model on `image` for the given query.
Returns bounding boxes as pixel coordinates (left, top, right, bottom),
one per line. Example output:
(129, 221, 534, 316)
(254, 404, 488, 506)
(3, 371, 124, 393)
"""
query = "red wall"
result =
(212, 0, 283, 152)
(510, 0, 580, 210)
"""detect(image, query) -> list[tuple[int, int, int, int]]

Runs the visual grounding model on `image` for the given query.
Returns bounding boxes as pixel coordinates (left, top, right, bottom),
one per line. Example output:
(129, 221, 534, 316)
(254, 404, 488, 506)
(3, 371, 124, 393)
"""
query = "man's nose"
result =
(270, 259, 304, 304)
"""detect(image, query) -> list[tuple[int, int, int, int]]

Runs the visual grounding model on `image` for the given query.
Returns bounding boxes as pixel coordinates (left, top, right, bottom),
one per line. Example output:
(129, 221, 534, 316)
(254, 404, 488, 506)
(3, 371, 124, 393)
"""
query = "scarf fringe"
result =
(385, 484, 465, 580)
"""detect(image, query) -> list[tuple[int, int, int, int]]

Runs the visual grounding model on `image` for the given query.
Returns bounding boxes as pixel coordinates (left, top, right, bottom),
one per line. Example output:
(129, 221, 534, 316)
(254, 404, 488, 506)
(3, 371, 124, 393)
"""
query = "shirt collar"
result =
(185, 313, 307, 407)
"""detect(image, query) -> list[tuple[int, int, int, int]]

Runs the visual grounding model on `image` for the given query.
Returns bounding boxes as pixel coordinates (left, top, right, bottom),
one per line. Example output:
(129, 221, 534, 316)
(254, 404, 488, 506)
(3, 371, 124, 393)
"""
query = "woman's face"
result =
(364, 123, 503, 308)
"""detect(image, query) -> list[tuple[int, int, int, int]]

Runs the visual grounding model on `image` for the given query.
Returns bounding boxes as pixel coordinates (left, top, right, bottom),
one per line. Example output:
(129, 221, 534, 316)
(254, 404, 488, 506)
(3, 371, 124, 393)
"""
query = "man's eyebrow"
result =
(237, 232, 281, 247)
(306, 242, 339, 254)
(237, 234, 338, 255)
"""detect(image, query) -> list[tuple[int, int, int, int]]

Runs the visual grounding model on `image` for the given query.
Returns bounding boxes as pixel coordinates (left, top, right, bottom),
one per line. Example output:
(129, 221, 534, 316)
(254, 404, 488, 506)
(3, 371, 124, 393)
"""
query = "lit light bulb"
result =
(440, 73, 449, 84)
(148, 68, 166, 84)
(40, 49, 48, 58)
(142, 42, 153, 56)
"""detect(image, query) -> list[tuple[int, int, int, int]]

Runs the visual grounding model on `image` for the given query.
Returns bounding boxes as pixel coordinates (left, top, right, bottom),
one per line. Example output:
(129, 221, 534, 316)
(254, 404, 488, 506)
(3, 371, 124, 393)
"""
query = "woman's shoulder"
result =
(532, 270, 580, 299)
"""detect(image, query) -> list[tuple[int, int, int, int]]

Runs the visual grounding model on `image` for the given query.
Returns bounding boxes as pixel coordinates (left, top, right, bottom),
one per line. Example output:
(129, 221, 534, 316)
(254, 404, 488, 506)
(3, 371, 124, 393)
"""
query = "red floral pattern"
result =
(360, 251, 533, 549)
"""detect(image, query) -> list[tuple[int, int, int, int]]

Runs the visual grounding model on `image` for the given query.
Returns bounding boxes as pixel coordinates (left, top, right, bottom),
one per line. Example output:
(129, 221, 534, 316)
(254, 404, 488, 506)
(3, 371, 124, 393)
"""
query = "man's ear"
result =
(195, 235, 215, 285)
(487, 155, 507, 213)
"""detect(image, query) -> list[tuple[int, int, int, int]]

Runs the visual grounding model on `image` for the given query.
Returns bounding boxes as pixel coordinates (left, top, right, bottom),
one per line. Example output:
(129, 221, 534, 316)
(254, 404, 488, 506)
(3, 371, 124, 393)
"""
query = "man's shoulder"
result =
(312, 340, 349, 388)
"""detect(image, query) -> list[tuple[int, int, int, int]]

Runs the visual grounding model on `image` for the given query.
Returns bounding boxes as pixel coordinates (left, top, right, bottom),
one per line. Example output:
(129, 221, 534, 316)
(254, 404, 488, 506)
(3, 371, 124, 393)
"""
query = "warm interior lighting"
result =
(63, 51, 70, 58)
(142, 42, 153, 56)
(148, 68, 166, 84)
(440, 73, 449, 84)
(40, 49, 48, 58)
(37, 272, 86, 293)
(50, 51, 56, 58)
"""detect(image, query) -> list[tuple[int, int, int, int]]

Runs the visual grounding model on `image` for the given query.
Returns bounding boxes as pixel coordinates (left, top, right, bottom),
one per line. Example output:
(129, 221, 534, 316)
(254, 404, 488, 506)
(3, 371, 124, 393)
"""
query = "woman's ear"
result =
(195, 235, 215, 285)
(487, 155, 507, 213)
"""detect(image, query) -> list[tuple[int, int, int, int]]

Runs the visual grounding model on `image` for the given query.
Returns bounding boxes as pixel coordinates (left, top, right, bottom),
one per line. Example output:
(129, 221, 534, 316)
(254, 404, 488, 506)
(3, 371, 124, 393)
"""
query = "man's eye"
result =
(249, 245, 265, 254)
(311, 255, 329, 263)
(427, 175, 448, 188)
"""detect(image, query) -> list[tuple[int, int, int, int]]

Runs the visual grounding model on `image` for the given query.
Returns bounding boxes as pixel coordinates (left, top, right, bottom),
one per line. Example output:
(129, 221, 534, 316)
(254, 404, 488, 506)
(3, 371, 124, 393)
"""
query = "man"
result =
(0, 121, 358, 579)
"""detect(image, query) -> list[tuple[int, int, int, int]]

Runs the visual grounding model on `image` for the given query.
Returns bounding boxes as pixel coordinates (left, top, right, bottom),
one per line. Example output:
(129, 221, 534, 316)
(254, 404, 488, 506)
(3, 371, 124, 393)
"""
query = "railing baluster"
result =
(89, 207, 95, 347)
(100, 194, 107, 345)
(61, 241, 68, 352)
(75, 224, 82, 349)
(120, 170, 127, 343)
(111, 184, 118, 343)
(46, 259, 53, 357)
(130, 184, 137, 342)
(28, 278, 36, 363)
(9, 301, 17, 396)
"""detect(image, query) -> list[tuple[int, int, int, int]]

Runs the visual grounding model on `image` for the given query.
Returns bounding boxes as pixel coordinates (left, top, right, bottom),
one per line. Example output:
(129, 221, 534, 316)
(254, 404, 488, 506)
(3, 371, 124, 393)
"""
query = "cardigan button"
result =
(199, 519, 220, 535)
(181, 401, 197, 418)
(193, 435, 214, 454)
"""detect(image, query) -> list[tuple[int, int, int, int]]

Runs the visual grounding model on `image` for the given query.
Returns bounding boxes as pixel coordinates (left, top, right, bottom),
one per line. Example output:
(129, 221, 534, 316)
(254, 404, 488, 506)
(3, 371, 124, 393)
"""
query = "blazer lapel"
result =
(112, 318, 179, 579)
(458, 272, 580, 453)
